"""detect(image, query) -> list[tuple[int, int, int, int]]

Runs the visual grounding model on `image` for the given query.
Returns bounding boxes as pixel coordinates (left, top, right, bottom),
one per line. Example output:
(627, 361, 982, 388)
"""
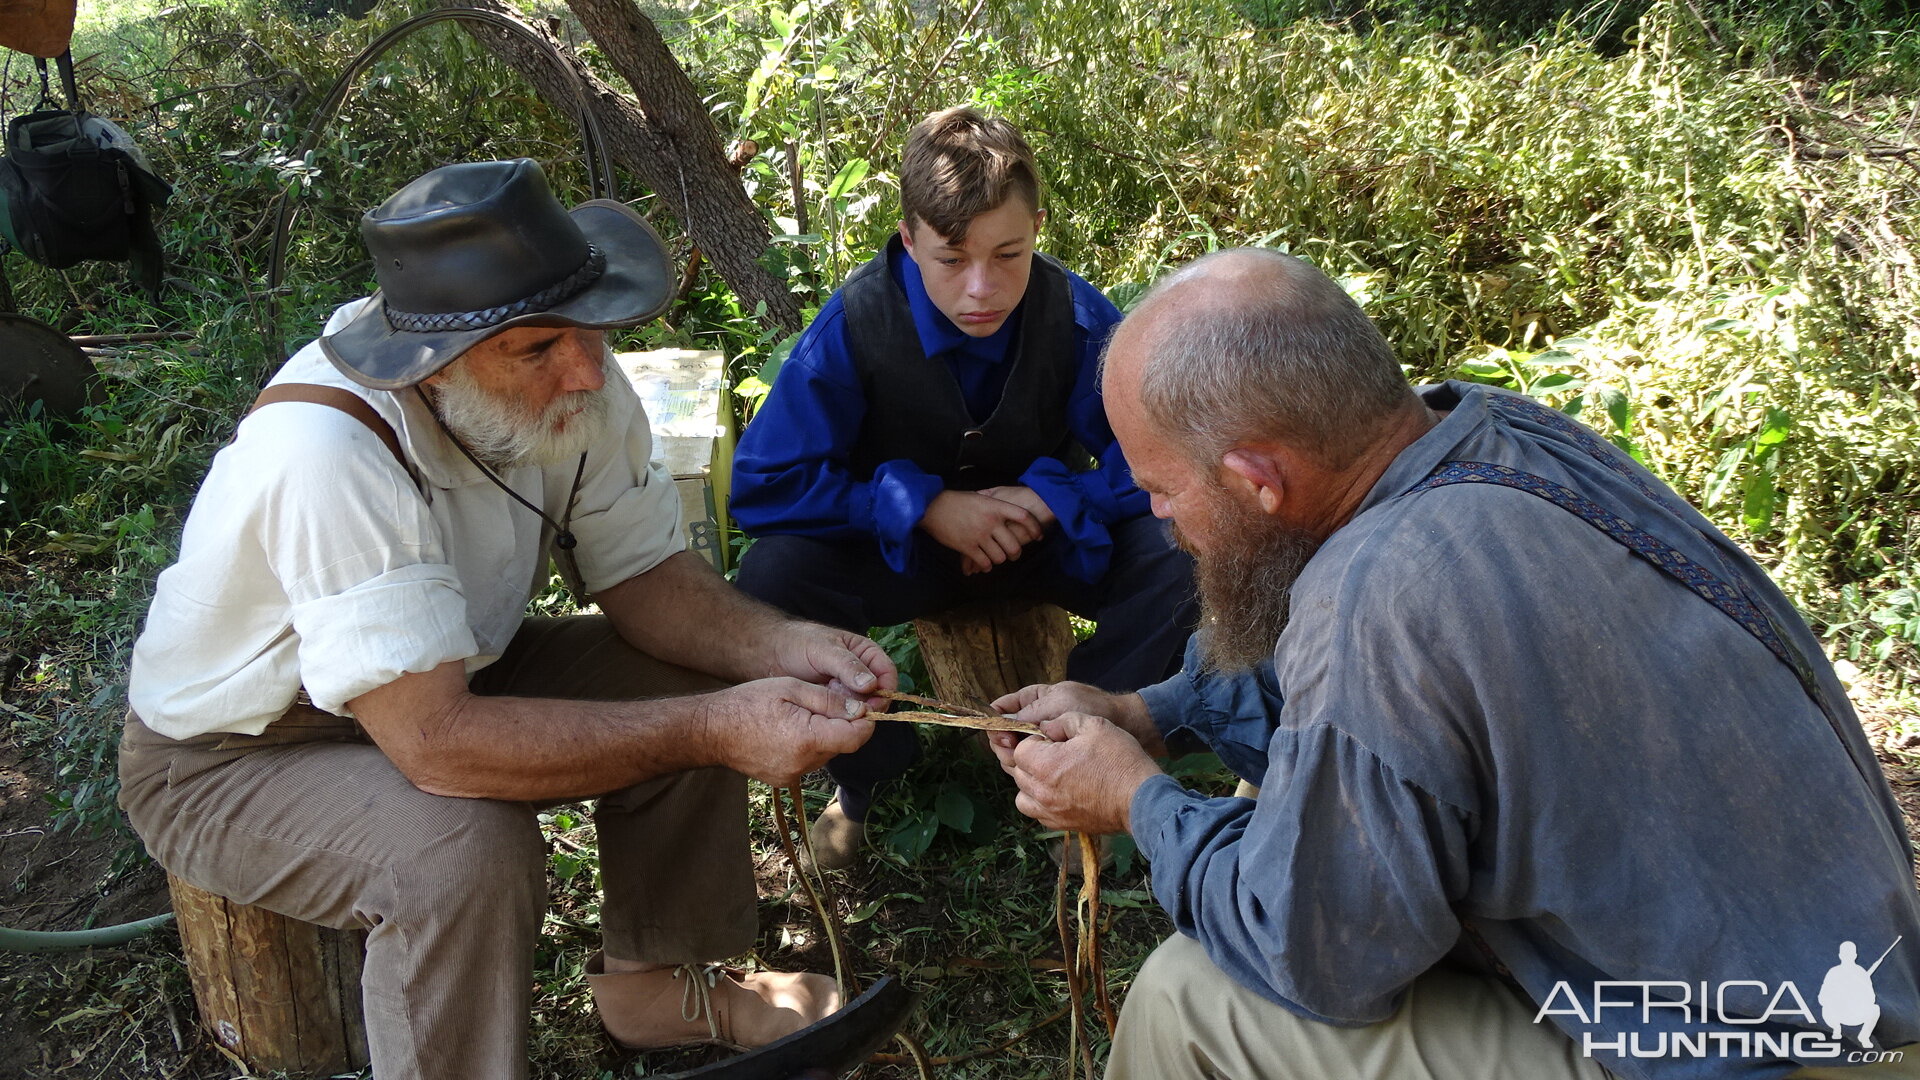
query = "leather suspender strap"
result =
(246, 383, 413, 484)
(242, 382, 592, 602)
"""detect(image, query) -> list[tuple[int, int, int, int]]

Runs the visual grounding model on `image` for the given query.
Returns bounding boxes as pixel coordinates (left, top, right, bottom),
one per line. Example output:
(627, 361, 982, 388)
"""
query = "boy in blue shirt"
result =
(731, 107, 1195, 868)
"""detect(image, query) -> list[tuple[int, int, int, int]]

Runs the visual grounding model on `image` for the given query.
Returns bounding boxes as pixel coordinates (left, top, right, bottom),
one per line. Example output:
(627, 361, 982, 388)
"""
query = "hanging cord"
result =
(1066, 832, 1117, 1072)
(414, 386, 589, 600)
(770, 784, 935, 1078)
(1082, 836, 1118, 1036)
(30, 51, 80, 112)
(31, 55, 53, 110)
(771, 785, 853, 998)
(860, 687, 1117, 1077)
(775, 686, 1116, 1078)
(1055, 846, 1090, 1079)
(1053, 832, 1119, 1080)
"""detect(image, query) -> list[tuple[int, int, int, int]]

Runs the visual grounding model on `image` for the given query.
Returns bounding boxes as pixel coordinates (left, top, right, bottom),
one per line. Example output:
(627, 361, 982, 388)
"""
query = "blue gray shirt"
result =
(1133, 382, 1920, 1079)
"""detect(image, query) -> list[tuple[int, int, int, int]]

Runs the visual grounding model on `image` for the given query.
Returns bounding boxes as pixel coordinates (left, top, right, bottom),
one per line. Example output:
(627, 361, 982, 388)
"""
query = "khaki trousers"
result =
(1107, 935, 1610, 1080)
(1107, 935, 1919, 1080)
(118, 616, 757, 1080)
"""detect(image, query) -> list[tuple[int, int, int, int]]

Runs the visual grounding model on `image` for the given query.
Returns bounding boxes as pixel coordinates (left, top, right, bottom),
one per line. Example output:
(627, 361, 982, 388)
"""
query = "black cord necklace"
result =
(415, 386, 588, 554)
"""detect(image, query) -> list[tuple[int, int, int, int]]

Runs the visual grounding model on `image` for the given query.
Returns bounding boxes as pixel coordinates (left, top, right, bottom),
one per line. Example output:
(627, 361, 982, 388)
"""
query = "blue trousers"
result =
(735, 516, 1197, 820)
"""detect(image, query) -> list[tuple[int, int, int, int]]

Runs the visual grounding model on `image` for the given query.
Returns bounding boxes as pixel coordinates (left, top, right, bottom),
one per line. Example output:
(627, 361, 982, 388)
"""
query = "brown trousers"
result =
(118, 616, 757, 1080)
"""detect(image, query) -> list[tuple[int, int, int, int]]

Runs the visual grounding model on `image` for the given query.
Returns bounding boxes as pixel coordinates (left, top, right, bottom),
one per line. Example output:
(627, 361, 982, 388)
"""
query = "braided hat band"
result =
(321, 161, 673, 391)
(384, 245, 606, 334)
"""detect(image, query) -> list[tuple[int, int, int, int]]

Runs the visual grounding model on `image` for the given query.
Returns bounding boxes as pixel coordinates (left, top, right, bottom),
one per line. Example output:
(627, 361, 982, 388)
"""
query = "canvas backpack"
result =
(0, 51, 171, 298)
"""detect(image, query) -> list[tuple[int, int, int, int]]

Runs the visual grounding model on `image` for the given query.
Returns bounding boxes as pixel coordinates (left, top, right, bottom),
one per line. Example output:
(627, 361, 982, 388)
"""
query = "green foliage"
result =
(1232, 0, 1920, 82)
(881, 776, 993, 863)
(865, 619, 930, 695)
(684, 0, 1920, 677)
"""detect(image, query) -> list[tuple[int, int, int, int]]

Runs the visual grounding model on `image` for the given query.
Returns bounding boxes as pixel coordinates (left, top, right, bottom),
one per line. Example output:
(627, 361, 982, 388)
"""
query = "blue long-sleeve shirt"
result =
(1131, 382, 1920, 1079)
(731, 245, 1141, 582)
(1141, 634, 1283, 786)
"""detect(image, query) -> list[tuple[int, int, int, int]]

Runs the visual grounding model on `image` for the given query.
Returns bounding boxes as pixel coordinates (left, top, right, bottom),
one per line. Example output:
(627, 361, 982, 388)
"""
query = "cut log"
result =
(913, 601, 1074, 712)
(167, 873, 369, 1076)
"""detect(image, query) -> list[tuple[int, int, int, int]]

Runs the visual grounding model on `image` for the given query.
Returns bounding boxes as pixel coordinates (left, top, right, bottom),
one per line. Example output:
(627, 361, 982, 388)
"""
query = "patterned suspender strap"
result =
(246, 383, 418, 490)
(1481, 392, 1681, 511)
(1471, 393, 1817, 690)
(1410, 461, 1805, 678)
(1404, 443, 1881, 798)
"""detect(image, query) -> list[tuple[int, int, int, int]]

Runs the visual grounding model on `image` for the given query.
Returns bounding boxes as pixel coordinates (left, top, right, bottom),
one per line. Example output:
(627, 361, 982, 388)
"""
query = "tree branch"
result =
(443, 0, 803, 332)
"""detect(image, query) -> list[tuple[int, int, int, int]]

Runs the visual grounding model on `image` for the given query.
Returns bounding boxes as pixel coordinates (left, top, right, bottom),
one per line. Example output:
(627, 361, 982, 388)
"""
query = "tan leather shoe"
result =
(800, 796, 863, 873)
(585, 954, 841, 1051)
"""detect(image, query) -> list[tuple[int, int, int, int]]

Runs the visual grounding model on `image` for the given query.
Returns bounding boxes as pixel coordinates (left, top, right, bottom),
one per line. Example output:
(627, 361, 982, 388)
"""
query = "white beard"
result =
(427, 352, 612, 470)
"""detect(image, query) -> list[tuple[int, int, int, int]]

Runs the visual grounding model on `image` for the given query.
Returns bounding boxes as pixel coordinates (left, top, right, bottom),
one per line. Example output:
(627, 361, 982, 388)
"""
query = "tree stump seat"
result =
(914, 601, 1123, 872)
(911, 600, 1075, 710)
(166, 872, 370, 1076)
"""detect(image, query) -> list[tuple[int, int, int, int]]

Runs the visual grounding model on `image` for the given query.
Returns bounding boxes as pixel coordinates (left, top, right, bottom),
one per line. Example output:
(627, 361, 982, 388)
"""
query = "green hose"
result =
(0, 912, 174, 952)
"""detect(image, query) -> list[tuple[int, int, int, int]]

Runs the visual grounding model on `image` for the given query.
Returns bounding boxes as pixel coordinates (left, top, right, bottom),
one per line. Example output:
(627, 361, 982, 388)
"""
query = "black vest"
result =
(843, 236, 1081, 490)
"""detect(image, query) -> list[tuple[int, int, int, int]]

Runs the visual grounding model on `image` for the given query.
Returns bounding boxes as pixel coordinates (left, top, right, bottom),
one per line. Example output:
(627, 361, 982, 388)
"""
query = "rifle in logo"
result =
(1820, 936, 1901, 1049)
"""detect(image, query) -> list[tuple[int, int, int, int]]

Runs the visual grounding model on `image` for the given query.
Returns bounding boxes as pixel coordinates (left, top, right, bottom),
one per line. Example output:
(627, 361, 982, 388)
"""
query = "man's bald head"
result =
(1106, 248, 1415, 472)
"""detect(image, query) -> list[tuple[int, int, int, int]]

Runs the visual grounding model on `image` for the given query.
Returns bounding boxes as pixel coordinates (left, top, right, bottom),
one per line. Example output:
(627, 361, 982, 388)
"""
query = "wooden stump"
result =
(914, 600, 1075, 710)
(167, 873, 370, 1076)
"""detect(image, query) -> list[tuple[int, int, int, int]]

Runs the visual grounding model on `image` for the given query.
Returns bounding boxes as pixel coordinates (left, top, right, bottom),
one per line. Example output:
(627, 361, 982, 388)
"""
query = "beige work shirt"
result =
(128, 298, 683, 739)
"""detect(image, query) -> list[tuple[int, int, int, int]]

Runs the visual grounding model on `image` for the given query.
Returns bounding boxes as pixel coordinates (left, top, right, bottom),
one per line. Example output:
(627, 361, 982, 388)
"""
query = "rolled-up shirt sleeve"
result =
(291, 566, 474, 714)
(1137, 633, 1284, 781)
(1020, 453, 1118, 584)
(867, 459, 945, 572)
(257, 405, 477, 716)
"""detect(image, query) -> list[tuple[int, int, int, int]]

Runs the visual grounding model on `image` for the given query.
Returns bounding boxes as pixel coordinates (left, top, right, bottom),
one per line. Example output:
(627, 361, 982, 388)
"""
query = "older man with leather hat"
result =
(118, 159, 892, 1079)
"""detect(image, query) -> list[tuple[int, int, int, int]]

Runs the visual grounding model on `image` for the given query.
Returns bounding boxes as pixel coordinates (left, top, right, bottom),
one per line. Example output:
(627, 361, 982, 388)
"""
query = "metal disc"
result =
(0, 312, 98, 420)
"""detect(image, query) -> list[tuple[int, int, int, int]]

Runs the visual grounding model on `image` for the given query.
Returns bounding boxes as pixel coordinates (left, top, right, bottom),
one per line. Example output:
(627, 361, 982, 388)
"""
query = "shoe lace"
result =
(674, 963, 725, 1042)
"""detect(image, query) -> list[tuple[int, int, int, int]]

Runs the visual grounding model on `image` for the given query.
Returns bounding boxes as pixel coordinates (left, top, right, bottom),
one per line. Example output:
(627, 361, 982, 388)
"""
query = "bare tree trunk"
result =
(444, 0, 803, 333)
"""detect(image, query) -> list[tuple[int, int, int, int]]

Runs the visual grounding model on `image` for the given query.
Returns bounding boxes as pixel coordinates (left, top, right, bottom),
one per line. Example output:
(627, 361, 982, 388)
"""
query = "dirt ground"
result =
(1864, 709, 1920, 881)
(0, 718, 177, 1079)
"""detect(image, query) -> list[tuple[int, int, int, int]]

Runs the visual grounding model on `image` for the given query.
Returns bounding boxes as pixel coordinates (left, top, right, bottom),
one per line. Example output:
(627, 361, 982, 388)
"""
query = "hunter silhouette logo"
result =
(1532, 934, 1908, 1063)
(1820, 937, 1901, 1050)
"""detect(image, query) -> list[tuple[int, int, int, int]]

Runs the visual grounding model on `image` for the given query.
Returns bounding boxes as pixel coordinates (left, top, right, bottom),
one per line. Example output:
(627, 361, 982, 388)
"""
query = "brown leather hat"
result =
(320, 158, 672, 390)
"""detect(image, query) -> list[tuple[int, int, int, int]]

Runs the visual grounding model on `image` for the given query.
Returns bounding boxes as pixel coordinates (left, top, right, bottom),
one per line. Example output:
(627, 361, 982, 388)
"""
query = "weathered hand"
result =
(988, 713, 1161, 835)
(769, 622, 898, 709)
(704, 677, 875, 788)
(977, 485, 1058, 534)
(918, 490, 1043, 576)
(989, 682, 1165, 757)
